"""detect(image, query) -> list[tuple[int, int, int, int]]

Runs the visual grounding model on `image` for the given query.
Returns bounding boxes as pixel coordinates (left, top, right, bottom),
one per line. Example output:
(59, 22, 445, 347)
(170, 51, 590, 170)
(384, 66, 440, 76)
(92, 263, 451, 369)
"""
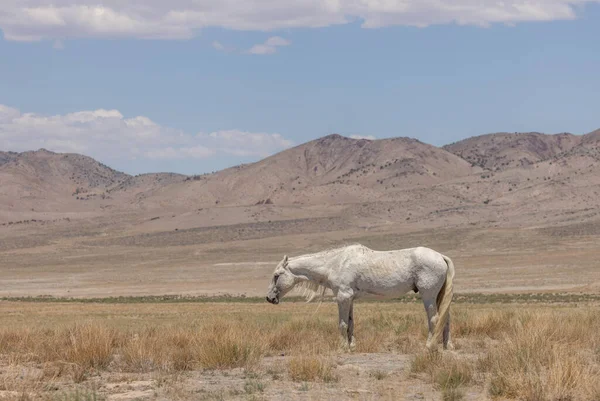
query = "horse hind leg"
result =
(348, 301, 355, 350)
(422, 295, 438, 350)
(443, 312, 454, 350)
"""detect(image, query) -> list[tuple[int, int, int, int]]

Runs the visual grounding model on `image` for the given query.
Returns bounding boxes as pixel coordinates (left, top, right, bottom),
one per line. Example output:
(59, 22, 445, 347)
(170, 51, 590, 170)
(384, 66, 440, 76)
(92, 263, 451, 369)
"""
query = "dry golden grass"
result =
(479, 311, 600, 401)
(411, 350, 474, 401)
(266, 318, 337, 354)
(0, 301, 598, 400)
(287, 355, 338, 382)
(195, 320, 265, 370)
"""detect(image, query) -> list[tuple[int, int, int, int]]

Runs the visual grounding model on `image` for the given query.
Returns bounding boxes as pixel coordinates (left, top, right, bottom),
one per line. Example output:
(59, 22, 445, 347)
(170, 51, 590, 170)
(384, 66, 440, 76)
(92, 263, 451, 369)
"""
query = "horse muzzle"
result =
(266, 295, 279, 305)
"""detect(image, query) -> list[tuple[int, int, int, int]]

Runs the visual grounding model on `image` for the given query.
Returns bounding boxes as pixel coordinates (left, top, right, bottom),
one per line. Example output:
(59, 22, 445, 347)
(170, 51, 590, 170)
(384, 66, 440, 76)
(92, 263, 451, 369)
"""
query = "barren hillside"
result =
(0, 149, 125, 219)
(1, 130, 600, 230)
(0, 149, 186, 221)
(140, 134, 478, 209)
(443, 132, 581, 171)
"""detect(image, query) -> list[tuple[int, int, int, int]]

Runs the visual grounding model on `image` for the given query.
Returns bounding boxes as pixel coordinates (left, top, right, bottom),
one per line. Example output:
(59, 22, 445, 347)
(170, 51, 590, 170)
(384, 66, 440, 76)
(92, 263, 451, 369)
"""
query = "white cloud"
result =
(247, 36, 291, 55)
(265, 36, 291, 47)
(202, 130, 295, 156)
(212, 41, 225, 51)
(2, 1, 595, 42)
(0, 105, 20, 122)
(247, 44, 276, 55)
(350, 134, 376, 140)
(0, 104, 294, 165)
(212, 40, 236, 53)
(145, 146, 216, 160)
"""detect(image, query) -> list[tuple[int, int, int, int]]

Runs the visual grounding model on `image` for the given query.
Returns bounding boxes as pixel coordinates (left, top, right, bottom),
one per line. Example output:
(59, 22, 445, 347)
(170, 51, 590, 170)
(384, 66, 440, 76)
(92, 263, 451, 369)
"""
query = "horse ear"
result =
(283, 255, 288, 263)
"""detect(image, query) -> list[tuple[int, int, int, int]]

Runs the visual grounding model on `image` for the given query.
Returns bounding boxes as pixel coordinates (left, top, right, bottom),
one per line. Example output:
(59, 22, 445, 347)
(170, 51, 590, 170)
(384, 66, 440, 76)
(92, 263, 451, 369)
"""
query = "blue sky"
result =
(1, 1, 599, 175)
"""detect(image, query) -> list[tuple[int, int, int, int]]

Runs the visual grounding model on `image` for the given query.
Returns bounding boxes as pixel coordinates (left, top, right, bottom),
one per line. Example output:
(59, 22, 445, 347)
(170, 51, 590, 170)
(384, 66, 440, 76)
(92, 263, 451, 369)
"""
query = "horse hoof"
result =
(426, 342, 438, 352)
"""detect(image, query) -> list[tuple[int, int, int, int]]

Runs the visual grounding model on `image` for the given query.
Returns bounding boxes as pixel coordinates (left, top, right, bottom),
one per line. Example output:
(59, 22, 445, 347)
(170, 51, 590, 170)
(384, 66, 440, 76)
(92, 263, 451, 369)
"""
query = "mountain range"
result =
(2, 129, 600, 231)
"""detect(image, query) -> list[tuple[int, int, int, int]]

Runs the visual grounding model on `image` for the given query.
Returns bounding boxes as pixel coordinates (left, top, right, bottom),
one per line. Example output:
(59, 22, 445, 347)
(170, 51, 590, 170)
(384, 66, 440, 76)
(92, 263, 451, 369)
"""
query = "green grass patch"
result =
(2, 292, 598, 304)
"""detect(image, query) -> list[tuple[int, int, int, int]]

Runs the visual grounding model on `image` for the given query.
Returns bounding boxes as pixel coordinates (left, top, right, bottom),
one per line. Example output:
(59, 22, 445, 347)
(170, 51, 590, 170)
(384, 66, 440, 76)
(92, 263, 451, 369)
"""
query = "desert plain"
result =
(1, 132, 600, 400)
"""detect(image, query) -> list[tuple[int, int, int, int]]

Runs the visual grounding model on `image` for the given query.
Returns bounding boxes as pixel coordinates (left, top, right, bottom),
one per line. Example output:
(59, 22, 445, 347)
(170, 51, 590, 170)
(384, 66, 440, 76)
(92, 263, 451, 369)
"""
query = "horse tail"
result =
(431, 254, 455, 345)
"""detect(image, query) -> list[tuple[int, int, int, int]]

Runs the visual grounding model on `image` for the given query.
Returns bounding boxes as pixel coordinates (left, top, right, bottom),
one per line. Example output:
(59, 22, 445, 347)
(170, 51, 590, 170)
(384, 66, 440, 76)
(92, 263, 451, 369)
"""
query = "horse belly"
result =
(356, 276, 415, 297)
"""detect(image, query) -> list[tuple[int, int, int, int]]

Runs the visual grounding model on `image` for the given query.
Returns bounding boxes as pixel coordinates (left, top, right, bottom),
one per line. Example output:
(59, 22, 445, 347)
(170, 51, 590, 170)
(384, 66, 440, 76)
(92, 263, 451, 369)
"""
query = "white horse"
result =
(265, 244, 455, 350)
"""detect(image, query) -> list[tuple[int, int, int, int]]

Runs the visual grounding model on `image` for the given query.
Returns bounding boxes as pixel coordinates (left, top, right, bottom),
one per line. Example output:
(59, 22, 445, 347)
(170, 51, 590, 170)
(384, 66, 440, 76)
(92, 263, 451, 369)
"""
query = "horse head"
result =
(266, 255, 296, 304)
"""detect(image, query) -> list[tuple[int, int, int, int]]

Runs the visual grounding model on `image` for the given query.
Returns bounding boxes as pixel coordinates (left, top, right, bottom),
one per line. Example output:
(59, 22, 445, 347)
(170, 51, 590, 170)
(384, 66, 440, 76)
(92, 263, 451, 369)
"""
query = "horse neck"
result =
(288, 254, 330, 284)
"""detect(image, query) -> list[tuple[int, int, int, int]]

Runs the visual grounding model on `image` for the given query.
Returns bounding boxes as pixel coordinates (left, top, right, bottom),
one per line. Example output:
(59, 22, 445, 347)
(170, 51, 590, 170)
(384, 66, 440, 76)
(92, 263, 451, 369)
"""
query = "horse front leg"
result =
(336, 293, 353, 351)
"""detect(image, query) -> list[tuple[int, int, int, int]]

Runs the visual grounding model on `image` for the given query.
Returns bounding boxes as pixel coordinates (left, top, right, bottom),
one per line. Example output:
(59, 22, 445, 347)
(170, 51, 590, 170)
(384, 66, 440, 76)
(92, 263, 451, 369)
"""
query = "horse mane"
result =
(295, 280, 328, 302)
